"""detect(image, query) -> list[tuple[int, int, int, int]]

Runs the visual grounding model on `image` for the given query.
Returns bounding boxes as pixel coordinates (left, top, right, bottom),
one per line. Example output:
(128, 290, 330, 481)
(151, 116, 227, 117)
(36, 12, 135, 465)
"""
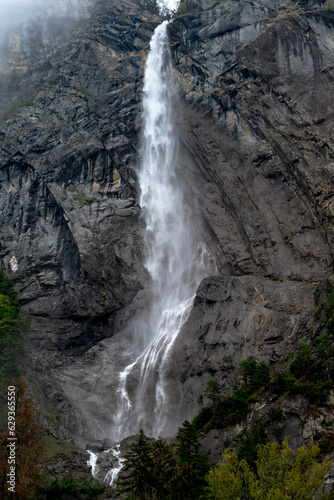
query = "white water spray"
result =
(111, 21, 213, 441)
(87, 450, 99, 478)
(104, 444, 126, 487)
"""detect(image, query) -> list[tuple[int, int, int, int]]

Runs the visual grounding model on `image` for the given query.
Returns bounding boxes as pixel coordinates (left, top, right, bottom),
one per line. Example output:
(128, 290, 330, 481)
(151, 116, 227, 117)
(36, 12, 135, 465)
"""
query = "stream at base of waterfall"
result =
(87, 20, 214, 486)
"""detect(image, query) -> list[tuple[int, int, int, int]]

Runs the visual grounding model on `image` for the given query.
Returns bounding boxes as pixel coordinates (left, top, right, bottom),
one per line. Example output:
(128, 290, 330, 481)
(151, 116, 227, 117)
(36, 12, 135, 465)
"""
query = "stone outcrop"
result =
(0, 0, 334, 469)
(0, 0, 160, 352)
(169, 0, 334, 281)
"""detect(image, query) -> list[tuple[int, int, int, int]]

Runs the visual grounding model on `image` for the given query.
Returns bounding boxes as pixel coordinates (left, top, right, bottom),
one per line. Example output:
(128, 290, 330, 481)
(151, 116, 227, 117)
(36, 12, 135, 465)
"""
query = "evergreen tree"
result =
(0, 271, 20, 313)
(0, 272, 21, 393)
(235, 423, 268, 470)
(150, 437, 177, 497)
(173, 421, 210, 498)
(204, 380, 221, 408)
(118, 429, 155, 498)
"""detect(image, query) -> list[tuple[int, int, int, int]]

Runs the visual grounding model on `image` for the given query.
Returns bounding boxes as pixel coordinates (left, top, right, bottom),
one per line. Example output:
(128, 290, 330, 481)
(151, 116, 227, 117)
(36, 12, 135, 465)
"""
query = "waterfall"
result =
(111, 21, 213, 441)
(87, 450, 99, 477)
(104, 444, 125, 487)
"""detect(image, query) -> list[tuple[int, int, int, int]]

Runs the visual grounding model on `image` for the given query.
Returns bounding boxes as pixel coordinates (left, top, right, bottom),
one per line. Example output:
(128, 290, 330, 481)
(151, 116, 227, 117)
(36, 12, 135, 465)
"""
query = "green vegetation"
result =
(118, 423, 210, 499)
(234, 423, 268, 470)
(0, 270, 21, 393)
(324, 0, 334, 10)
(75, 86, 91, 97)
(41, 435, 80, 460)
(192, 371, 261, 433)
(206, 438, 331, 499)
(118, 430, 331, 499)
(0, 377, 45, 499)
(177, 1, 189, 14)
(193, 278, 334, 435)
(240, 356, 270, 390)
(37, 477, 105, 500)
(73, 194, 99, 206)
(175, 1, 198, 16)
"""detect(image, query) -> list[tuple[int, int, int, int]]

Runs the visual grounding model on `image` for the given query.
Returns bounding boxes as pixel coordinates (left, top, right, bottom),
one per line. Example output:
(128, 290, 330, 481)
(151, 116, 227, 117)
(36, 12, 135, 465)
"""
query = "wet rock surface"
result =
(0, 0, 159, 353)
(1, 0, 334, 482)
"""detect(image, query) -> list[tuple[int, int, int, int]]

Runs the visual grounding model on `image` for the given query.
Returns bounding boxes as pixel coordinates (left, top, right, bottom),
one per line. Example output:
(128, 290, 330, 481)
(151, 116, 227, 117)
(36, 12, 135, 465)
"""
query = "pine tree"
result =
(150, 437, 177, 497)
(117, 429, 155, 498)
(0, 271, 21, 394)
(204, 380, 221, 408)
(173, 420, 210, 498)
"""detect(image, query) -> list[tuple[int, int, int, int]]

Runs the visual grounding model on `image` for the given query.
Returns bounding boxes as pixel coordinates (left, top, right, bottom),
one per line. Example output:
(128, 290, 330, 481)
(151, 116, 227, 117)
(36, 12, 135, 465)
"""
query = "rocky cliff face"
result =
(1, 0, 334, 459)
(166, 0, 334, 421)
(0, 0, 160, 355)
(0, 0, 94, 74)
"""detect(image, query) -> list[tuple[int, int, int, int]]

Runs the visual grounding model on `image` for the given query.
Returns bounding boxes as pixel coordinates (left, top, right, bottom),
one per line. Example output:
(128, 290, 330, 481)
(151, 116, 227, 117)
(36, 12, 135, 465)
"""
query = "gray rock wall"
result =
(0, 0, 334, 448)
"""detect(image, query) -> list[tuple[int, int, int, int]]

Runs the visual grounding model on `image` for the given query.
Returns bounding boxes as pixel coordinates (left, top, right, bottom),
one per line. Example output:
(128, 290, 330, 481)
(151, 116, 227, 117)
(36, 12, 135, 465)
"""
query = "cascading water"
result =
(87, 450, 99, 478)
(111, 20, 213, 441)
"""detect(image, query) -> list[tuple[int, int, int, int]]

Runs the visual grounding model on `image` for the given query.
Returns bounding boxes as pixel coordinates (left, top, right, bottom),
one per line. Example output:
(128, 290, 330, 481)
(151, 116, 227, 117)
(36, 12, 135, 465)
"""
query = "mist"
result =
(0, 0, 94, 73)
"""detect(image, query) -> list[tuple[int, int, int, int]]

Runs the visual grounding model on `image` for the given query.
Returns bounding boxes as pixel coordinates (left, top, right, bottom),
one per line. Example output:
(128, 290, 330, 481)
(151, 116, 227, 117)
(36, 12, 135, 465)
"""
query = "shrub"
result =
(240, 357, 270, 390)
(270, 371, 295, 395)
(37, 477, 105, 499)
(0, 272, 21, 393)
(206, 438, 331, 500)
(207, 387, 250, 430)
(192, 406, 213, 433)
(177, 1, 189, 14)
(204, 379, 221, 407)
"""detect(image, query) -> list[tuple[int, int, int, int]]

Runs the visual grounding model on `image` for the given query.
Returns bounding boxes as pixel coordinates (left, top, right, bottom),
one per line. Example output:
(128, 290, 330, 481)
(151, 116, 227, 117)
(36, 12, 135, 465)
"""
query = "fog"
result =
(0, 0, 92, 34)
(0, 0, 93, 73)
(0, 0, 180, 74)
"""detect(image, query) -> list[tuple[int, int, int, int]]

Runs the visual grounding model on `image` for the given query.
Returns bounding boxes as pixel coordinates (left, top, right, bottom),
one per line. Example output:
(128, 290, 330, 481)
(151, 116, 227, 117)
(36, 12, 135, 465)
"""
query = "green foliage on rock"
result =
(234, 423, 268, 470)
(73, 194, 99, 206)
(0, 270, 20, 313)
(193, 383, 251, 433)
(193, 360, 269, 433)
(284, 279, 334, 404)
(208, 387, 250, 431)
(193, 278, 334, 436)
(177, 1, 189, 14)
(206, 438, 331, 500)
(240, 357, 270, 390)
(175, 0, 199, 17)
(0, 271, 21, 393)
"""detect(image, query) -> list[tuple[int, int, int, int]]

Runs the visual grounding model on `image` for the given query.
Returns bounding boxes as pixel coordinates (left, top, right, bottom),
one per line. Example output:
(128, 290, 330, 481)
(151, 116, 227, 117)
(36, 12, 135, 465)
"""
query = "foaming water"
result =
(87, 450, 99, 478)
(104, 444, 125, 487)
(111, 21, 213, 441)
